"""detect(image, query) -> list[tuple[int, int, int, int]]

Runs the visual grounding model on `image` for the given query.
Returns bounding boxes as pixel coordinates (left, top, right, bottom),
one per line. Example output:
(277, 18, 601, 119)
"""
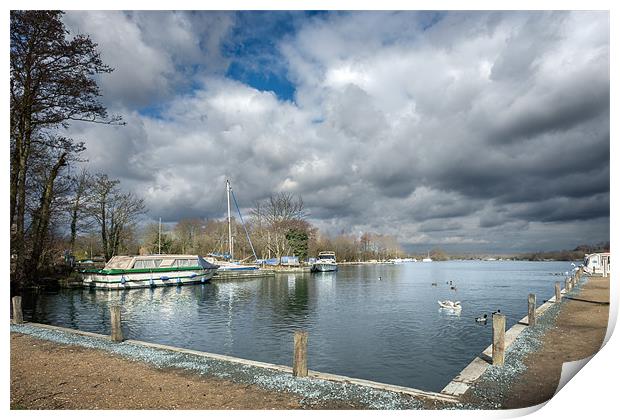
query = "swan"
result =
(438, 300, 462, 310)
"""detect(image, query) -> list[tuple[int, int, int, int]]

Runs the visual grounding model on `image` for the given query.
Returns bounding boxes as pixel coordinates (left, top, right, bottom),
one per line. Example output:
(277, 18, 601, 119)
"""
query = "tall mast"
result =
(158, 217, 162, 255)
(226, 180, 233, 260)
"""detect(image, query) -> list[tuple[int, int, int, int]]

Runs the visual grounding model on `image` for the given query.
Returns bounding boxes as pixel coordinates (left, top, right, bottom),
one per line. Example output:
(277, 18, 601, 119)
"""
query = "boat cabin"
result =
(104, 255, 211, 270)
(317, 251, 336, 261)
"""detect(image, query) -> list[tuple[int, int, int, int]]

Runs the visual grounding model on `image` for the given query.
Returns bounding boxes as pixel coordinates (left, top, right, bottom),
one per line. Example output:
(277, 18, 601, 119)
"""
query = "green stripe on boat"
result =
(85, 266, 204, 275)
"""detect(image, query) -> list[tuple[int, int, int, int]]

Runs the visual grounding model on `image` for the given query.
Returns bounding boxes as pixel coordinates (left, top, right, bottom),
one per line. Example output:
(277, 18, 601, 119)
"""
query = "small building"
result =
(583, 252, 611, 276)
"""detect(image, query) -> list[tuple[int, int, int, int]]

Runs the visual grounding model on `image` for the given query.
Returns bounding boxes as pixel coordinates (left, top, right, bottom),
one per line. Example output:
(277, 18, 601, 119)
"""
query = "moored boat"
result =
(81, 254, 219, 289)
(311, 251, 338, 272)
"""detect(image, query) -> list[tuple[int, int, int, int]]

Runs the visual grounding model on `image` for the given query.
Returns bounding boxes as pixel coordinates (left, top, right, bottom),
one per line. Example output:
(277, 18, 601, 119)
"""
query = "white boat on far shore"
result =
(311, 251, 338, 272)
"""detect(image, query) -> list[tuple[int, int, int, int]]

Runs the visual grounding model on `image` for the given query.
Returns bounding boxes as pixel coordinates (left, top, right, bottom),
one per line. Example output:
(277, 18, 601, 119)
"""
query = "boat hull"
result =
(82, 268, 218, 289)
(311, 263, 338, 272)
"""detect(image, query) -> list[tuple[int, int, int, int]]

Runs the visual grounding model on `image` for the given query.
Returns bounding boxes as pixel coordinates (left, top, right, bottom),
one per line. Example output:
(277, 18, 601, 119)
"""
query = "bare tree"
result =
(27, 136, 86, 276)
(88, 174, 145, 261)
(174, 218, 205, 254)
(67, 167, 93, 253)
(251, 192, 308, 259)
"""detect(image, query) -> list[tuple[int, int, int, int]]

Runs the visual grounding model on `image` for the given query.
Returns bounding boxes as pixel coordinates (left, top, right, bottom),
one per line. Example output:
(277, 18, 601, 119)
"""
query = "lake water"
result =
(20, 261, 574, 392)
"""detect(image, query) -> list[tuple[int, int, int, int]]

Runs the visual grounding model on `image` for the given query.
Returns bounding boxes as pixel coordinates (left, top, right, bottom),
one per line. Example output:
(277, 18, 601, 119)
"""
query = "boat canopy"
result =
(104, 255, 216, 270)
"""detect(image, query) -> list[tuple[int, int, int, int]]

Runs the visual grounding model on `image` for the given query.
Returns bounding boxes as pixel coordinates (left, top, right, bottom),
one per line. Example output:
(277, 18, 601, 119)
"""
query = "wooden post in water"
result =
(293, 330, 308, 377)
(528, 294, 536, 327)
(492, 313, 506, 366)
(110, 305, 123, 342)
(565, 278, 570, 292)
(555, 282, 561, 303)
(11, 296, 23, 324)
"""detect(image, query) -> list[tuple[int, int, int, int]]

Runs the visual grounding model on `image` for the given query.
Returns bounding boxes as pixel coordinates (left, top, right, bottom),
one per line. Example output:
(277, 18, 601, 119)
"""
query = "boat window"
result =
(105, 256, 134, 269)
(133, 259, 158, 269)
(174, 259, 191, 267)
(159, 259, 175, 267)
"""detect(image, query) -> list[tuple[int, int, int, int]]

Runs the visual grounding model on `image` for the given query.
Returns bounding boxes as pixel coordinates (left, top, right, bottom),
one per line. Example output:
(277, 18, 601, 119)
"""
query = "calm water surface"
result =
(21, 261, 574, 392)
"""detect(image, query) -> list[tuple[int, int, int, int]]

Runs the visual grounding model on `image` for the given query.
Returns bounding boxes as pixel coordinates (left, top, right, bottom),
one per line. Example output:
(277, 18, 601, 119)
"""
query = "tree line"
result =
(514, 242, 610, 262)
(69, 191, 405, 264)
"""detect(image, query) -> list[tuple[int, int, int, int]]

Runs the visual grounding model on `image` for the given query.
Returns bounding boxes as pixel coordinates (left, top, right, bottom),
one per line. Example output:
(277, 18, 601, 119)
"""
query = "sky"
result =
(59, 10, 610, 253)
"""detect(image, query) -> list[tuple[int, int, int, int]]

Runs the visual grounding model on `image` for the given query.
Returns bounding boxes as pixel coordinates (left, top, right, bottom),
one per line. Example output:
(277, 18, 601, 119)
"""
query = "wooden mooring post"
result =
(293, 330, 308, 377)
(565, 278, 571, 292)
(492, 313, 506, 366)
(528, 294, 536, 327)
(555, 282, 561, 303)
(110, 305, 124, 342)
(11, 296, 23, 324)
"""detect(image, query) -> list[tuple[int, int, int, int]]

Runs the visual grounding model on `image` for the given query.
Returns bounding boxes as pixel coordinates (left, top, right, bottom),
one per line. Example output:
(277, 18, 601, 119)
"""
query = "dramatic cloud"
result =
(62, 11, 610, 252)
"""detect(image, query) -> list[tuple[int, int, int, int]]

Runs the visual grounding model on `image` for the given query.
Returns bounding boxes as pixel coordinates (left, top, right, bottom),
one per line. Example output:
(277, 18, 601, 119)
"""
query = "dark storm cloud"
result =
(418, 220, 463, 233)
(61, 10, 610, 252)
(508, 193, 610, 223)
(486, 76, 609, 145)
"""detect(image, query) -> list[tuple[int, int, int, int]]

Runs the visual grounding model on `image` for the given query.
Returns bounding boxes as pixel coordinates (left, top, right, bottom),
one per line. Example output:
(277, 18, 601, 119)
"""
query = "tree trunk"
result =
(69, 203, 79, 253)
(13, 121, 33, 287)
(28, 152, 67, 279)
(10, 145, 20, 229)
(100, 199, 109, 261)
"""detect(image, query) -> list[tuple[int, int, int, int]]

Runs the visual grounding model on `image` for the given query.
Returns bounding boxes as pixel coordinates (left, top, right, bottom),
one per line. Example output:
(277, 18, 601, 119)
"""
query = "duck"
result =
(475, 314, 488, 323)
(378, 276, 382, 281)
(492, 309, 501, 315)
(431, 282, 437, 286)
(450, 286, 457, 291)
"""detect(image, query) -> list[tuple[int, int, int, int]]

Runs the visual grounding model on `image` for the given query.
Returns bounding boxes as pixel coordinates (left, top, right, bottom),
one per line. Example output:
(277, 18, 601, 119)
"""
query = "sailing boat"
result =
(422, 251, 433, 263)
(205, 180, 259, 272)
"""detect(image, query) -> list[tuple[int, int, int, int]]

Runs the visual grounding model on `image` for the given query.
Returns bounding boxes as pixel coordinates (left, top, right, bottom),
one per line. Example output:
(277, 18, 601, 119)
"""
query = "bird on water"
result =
(475, 314, 488, 323)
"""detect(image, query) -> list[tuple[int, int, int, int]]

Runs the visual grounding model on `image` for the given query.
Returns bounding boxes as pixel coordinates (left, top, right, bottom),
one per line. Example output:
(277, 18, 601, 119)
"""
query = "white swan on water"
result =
(438, 300, 462, 310)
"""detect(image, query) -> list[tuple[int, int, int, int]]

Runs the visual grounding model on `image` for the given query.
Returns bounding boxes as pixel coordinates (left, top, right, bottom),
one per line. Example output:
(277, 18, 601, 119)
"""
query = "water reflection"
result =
(21, 261, 575, 392)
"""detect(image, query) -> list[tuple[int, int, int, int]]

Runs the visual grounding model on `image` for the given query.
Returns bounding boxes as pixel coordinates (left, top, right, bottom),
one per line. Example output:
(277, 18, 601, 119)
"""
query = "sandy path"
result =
(10, 333, 303, 410)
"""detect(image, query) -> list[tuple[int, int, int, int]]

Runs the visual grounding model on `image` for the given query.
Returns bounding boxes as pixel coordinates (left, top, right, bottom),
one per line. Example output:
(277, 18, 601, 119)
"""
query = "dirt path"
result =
(467, 275, 610, 409)
(10, 333, 305, 410)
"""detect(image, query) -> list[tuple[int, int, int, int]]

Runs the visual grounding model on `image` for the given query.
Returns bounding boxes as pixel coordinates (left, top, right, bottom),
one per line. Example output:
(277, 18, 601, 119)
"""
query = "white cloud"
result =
(63, 11, 609, 252)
